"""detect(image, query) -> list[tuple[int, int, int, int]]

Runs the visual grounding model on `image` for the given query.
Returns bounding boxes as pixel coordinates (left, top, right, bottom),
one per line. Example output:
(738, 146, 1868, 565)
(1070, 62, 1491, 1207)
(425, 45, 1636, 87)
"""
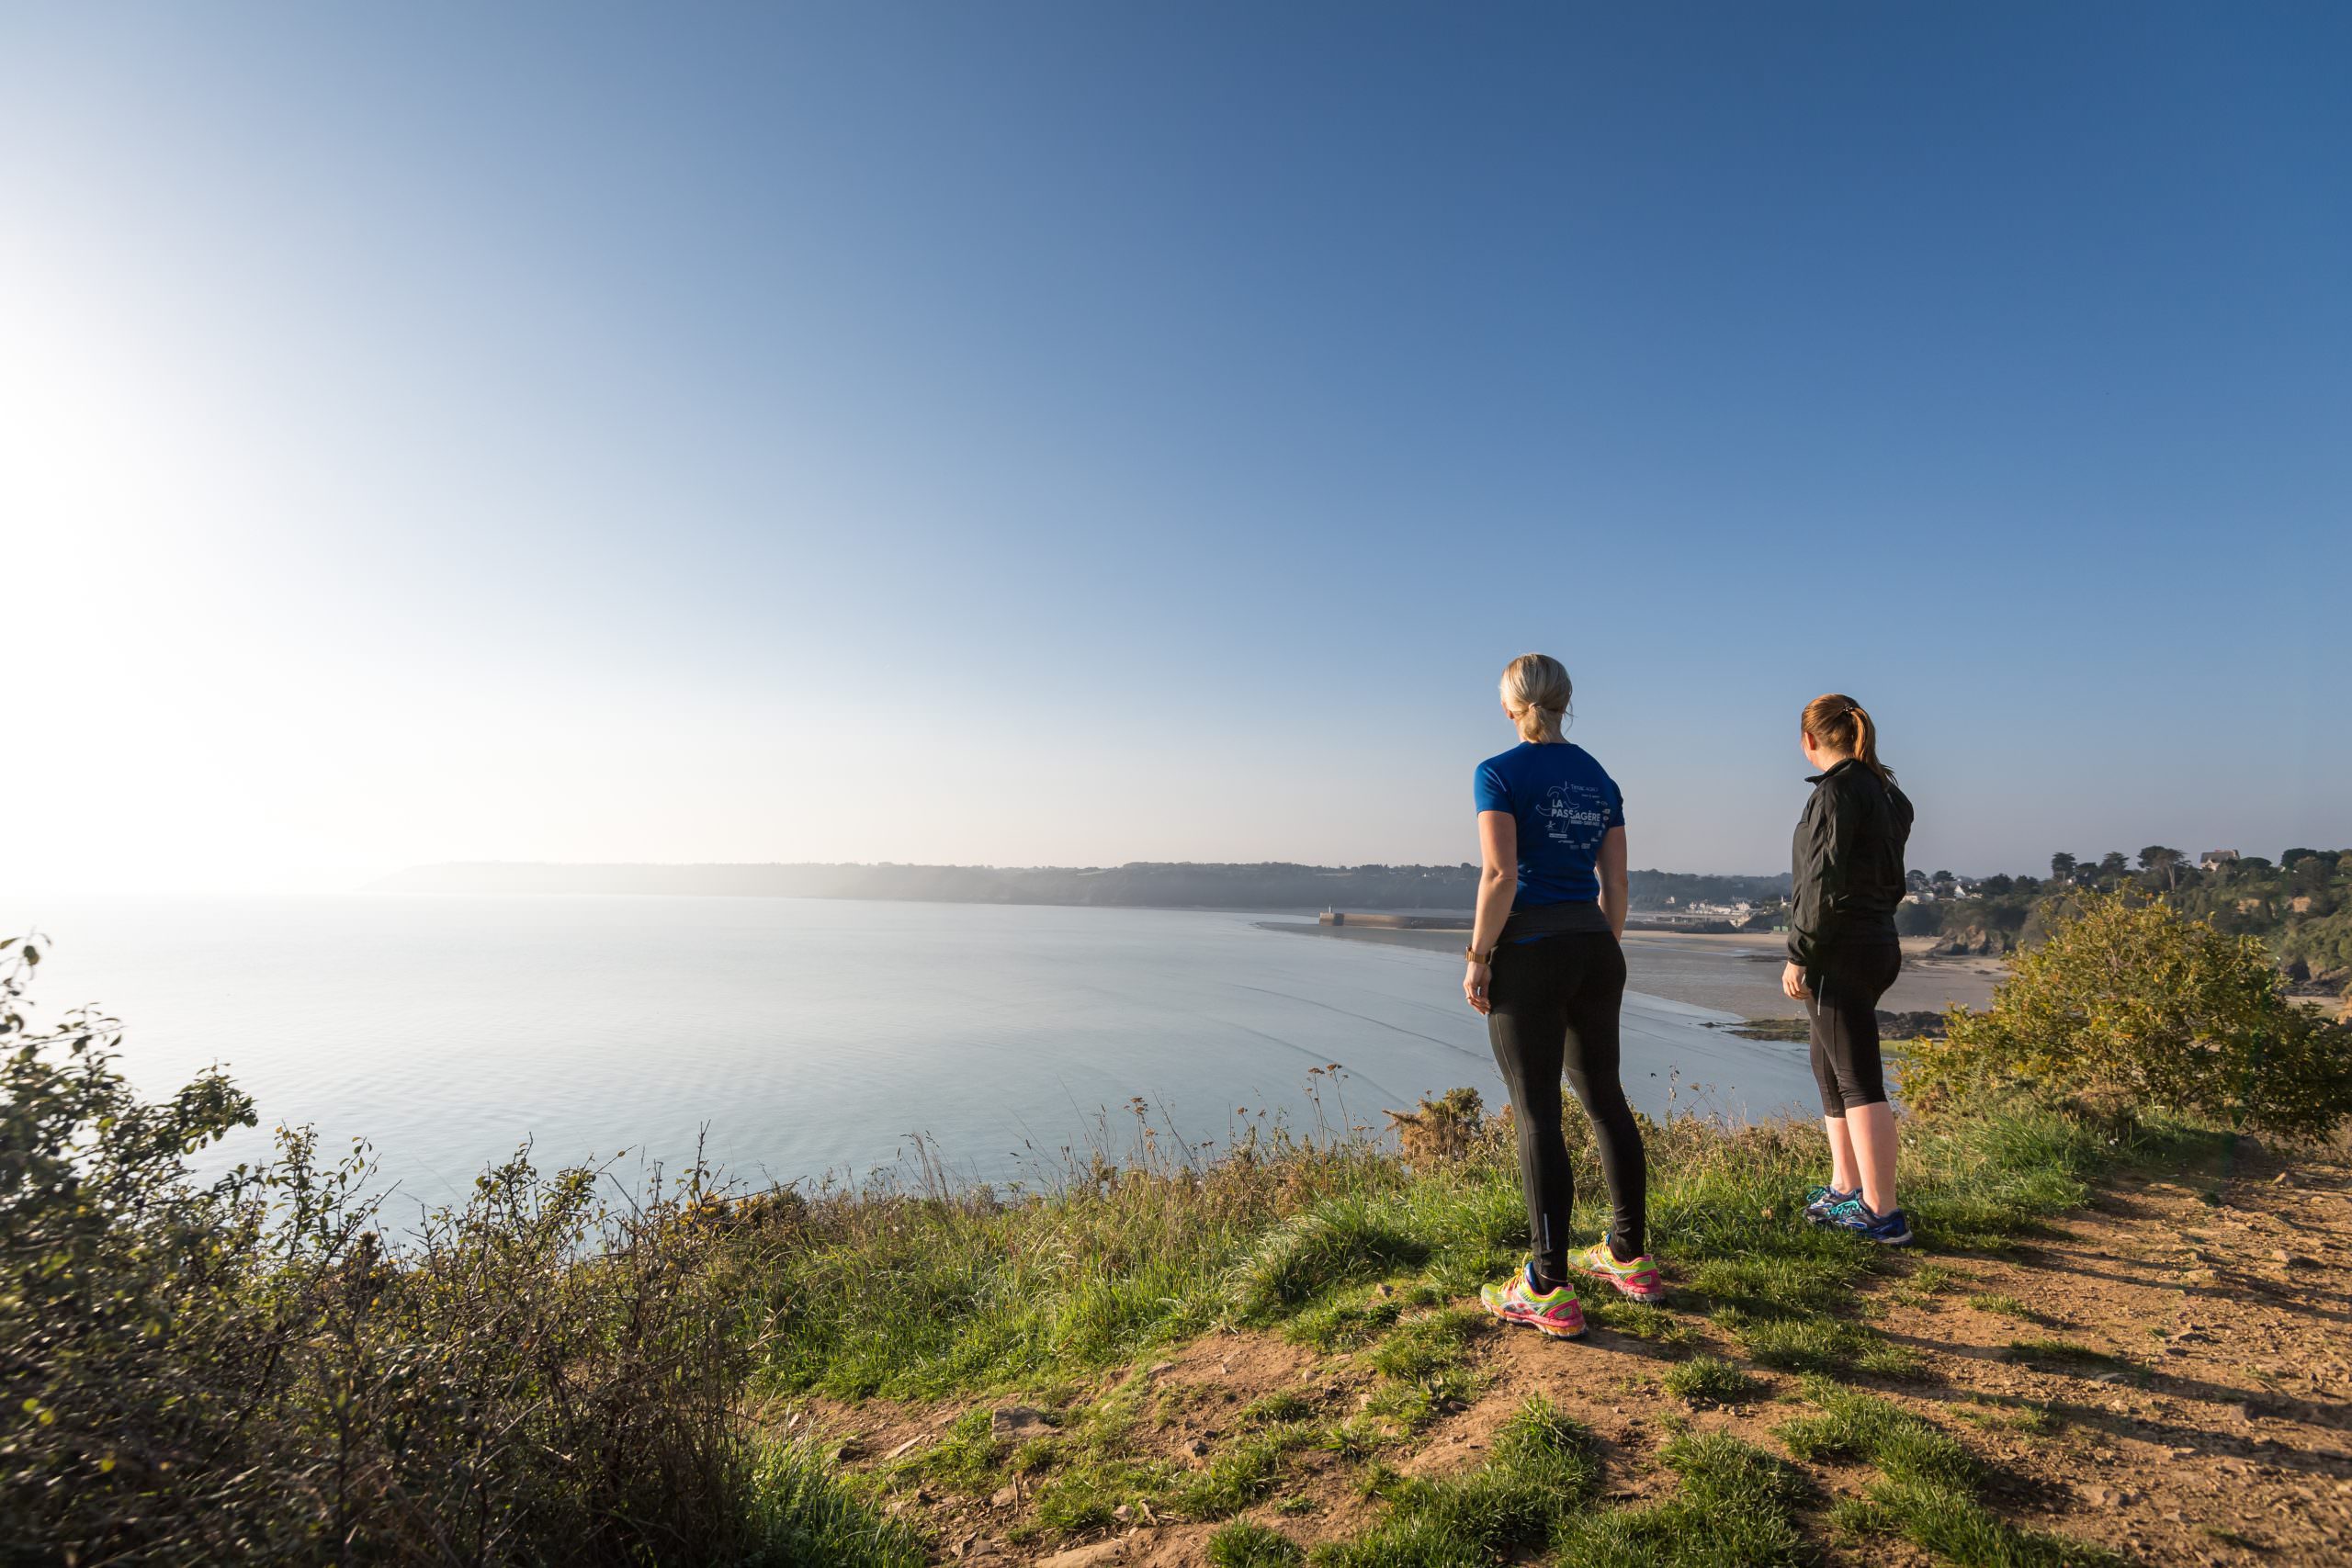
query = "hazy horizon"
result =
(8, 5, 2347, 897)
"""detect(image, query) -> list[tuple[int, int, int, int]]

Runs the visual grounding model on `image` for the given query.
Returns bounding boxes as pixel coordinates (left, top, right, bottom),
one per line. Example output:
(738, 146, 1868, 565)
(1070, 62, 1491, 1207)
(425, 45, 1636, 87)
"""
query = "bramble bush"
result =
(1903, 892, 2352, 1138)
(0, 935, 914, 1567)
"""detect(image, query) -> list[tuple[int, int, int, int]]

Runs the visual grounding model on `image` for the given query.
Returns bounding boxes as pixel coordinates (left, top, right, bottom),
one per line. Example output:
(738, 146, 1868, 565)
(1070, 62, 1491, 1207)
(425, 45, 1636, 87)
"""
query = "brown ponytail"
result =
(1802, 693, 1894, 781)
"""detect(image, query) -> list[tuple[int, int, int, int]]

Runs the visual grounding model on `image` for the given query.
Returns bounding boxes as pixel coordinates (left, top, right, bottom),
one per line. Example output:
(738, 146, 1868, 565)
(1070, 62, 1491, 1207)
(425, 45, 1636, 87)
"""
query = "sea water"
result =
(4, 896, 1821, 1209)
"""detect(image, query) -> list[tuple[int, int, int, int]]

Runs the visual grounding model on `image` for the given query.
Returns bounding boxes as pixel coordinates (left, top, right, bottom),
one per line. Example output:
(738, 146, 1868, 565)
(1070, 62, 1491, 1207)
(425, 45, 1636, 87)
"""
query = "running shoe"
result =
(1479, 1261, 1586, 1338)
(1825, 1198, 1913, 1246)
(1572, 1240, 1667, 1303)
(1804, 1184, 1859, 1224)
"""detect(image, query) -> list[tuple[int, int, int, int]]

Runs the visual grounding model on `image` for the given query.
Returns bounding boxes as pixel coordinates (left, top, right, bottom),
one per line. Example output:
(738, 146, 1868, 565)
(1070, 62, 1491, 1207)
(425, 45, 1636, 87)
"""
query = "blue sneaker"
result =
(1826, 1198, 1913, 1246)
(1804, 1185, 1857, 1224)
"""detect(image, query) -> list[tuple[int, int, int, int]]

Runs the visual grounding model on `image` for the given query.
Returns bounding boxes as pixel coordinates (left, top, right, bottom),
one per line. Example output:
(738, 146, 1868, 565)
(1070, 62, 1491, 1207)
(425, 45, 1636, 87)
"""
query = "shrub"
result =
(0, 940, 786, 1565)
(1904, 891, 2352, 1137)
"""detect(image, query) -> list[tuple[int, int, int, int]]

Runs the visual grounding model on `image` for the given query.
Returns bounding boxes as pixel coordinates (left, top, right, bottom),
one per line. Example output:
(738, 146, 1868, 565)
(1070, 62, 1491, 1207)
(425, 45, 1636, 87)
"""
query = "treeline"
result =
(1901, 846, 2352, 996)
(375, 861, 1791, 913)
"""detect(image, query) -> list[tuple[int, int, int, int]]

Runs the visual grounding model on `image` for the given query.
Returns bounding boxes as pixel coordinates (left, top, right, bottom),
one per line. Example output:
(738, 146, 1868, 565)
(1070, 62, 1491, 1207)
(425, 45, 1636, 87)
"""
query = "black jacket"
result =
(1788, 759, 1914, 969)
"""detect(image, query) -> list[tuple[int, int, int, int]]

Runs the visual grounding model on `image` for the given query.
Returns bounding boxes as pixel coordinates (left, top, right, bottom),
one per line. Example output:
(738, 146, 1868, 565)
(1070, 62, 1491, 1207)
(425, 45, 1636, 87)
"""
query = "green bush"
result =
(1904, 892, 2352, 1137)
(0, 940, 796, 1566)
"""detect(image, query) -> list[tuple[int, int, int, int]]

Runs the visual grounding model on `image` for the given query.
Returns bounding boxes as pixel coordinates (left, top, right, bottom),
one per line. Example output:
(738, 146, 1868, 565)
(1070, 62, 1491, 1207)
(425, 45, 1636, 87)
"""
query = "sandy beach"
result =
(1260, 921, 2003, 1019)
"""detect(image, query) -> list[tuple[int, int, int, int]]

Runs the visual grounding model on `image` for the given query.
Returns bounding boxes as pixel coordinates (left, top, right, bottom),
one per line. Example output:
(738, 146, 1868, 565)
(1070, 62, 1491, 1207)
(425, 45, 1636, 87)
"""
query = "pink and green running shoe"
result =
(1573, 1241, 1666, 1303)
(1479, 1262, 1586, 1338)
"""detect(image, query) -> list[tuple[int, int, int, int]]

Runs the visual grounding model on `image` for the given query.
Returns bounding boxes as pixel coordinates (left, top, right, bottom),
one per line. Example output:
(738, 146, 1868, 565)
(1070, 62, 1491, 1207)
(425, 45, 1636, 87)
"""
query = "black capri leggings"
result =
(1486, 931, 1645, 1278)
(1804, 939, 1904, 1117)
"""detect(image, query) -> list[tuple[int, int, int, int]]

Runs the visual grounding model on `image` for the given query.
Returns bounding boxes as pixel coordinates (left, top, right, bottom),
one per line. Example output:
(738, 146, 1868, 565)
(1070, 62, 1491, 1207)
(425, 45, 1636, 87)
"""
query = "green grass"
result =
(1209, 1519, 1307, 1567)
(1552, 1429, 1814, 1568)
(755, 1089, 2224, 1406)
(747, 1439, 928, 1568)
(1909, 1263, 1963, 1294)
(1838, 1481, 2129, 1567)
(1357, 1308, 1485, 1432)
(1781, 1379, 2124, 1568)
(1175, 1423, 1319, 1518)
(1736, 1314, 1922, 1380)
(745, 1090, 2228, 1561)
(1662, 1354, 1765, 1407)
(1287, 1290, 1408, 1351)
(1950, 1398, 2059, 1438)
(2003, 1338, 2141, 1379)
(1312, 1398, 1598, 1567)
(1238, 1389, 1319, 1427)
(1581, 1294, 1700, 1346)
(1965, 1292, 2034, 1319)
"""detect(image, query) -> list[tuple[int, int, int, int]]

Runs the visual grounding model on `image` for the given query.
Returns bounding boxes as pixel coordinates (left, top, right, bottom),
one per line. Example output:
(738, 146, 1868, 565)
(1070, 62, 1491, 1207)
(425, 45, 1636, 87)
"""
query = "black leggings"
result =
(1486, 931, 1645, 1278)
(1804, 940, 1903, 1116)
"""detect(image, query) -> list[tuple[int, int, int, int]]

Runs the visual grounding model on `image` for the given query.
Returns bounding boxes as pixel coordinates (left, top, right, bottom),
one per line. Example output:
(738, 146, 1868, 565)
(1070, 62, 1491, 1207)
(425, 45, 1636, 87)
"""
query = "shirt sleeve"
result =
(1473, 761, 1511, 816)
(1606, 777, 1626, 829)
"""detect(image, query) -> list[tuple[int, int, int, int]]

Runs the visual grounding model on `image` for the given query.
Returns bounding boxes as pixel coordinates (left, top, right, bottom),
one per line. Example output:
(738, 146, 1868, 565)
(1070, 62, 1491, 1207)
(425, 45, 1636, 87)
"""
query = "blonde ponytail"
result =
(1500, 654, 1573, 743)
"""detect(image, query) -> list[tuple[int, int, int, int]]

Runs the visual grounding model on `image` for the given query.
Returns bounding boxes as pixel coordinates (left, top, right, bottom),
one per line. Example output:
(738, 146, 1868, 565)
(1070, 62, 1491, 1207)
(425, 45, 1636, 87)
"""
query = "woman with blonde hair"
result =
(1464, 654, 1662, 1340)
(1785, 694, 1916, 1246)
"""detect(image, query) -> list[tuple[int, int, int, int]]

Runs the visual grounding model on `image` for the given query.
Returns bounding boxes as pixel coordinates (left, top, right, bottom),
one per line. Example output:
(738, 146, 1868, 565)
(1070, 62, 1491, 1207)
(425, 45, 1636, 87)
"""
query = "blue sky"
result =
(5, 4, 2346, 891)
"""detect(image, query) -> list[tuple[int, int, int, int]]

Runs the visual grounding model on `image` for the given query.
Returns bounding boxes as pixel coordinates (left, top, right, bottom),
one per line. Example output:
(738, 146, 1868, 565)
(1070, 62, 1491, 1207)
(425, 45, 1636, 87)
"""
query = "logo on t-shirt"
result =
(1539, 783, 1610, 847)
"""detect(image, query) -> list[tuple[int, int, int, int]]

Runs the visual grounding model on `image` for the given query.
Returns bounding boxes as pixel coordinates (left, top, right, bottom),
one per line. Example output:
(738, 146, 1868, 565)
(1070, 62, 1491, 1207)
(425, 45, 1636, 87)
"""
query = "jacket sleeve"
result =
(1787, 786, 1849, 970)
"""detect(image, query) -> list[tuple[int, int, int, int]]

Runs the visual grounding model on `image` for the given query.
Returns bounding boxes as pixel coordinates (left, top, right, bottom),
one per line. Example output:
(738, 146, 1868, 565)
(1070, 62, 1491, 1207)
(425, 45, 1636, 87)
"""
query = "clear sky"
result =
(6, 4, 2347, 894)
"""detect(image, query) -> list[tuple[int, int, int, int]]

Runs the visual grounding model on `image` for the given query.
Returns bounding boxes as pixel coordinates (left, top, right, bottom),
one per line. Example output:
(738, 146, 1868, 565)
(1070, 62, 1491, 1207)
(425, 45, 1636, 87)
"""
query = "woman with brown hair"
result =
(1785, 694, 1916, 1246)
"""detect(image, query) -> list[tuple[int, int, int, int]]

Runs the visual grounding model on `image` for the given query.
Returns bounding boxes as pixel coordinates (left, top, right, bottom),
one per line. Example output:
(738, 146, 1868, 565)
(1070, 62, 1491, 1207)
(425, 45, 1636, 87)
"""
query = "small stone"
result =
(886, 1435, 929, 1461)
(989, 1483, 1020, 1508)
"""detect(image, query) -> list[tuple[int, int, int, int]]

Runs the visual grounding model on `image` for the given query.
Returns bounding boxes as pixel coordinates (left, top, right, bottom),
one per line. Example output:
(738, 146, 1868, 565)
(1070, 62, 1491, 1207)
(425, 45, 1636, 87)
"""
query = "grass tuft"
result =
(1231, 1206, 1430, 1317)
(1783, 1378, 2123, 1567)
(1209, 1518, 1306, 1567)
(1553, 1428, 1813, 1568)
(1737, 1314, 1921, 1380)
(1313, 1397, 1596, 1566)
(1662, 1353, 1765, 1407)
(749, 1439, 929, 1568)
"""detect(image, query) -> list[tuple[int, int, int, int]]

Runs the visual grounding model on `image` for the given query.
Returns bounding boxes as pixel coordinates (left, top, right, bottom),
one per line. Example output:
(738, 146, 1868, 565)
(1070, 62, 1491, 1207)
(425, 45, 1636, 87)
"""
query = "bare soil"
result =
(800, 1141, 2352, 1565)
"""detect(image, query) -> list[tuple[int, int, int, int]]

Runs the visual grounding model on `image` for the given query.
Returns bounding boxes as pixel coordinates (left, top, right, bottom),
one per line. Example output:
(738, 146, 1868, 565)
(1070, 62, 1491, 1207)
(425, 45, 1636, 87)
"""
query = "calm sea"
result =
(5, 897, 1823, 1207)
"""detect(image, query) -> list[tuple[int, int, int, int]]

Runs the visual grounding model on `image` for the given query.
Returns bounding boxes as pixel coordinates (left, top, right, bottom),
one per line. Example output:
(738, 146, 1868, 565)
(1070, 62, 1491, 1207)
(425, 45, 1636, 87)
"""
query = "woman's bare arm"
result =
(1471, 811, 1517, 953)
(1464, 811, 1517, 1013)
(1597, 825, 1628, 939)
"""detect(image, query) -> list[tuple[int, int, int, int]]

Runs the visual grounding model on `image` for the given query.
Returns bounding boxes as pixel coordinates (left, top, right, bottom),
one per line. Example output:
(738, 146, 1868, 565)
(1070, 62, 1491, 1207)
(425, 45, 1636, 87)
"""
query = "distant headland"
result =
(370, 861, 1793, 913)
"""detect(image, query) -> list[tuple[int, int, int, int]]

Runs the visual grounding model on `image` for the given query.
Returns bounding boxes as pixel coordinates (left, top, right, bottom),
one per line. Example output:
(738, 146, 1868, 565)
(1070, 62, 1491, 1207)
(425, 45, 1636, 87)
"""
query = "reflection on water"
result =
(5, 897, 1828, 1206)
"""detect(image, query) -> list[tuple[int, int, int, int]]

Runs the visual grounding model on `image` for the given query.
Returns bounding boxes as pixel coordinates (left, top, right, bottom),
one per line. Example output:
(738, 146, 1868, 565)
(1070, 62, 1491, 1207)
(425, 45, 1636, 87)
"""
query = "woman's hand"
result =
(1464, 960, 1493, 1014)
(1781, 961, 1812, 1001)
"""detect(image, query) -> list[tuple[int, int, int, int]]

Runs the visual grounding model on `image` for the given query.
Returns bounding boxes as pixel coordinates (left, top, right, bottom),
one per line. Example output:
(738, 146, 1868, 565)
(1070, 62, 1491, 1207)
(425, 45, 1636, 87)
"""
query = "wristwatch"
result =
(1464, 944, 1495, 964)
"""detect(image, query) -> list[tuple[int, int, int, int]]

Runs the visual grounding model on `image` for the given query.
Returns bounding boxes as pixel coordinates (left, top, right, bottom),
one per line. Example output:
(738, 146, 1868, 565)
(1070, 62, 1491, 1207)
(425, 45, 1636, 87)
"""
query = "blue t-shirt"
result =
(1473, 742, 1626, 908)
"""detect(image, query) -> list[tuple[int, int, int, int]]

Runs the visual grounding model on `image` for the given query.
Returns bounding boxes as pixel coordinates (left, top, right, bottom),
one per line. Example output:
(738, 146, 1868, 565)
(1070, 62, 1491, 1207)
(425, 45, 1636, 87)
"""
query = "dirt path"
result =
(809, 1143, 2352, 1565)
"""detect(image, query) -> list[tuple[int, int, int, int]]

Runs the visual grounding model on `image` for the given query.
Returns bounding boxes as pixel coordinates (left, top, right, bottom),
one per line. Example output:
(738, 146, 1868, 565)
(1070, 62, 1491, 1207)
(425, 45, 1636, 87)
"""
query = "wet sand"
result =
(1259, 922, 2001, 1019)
